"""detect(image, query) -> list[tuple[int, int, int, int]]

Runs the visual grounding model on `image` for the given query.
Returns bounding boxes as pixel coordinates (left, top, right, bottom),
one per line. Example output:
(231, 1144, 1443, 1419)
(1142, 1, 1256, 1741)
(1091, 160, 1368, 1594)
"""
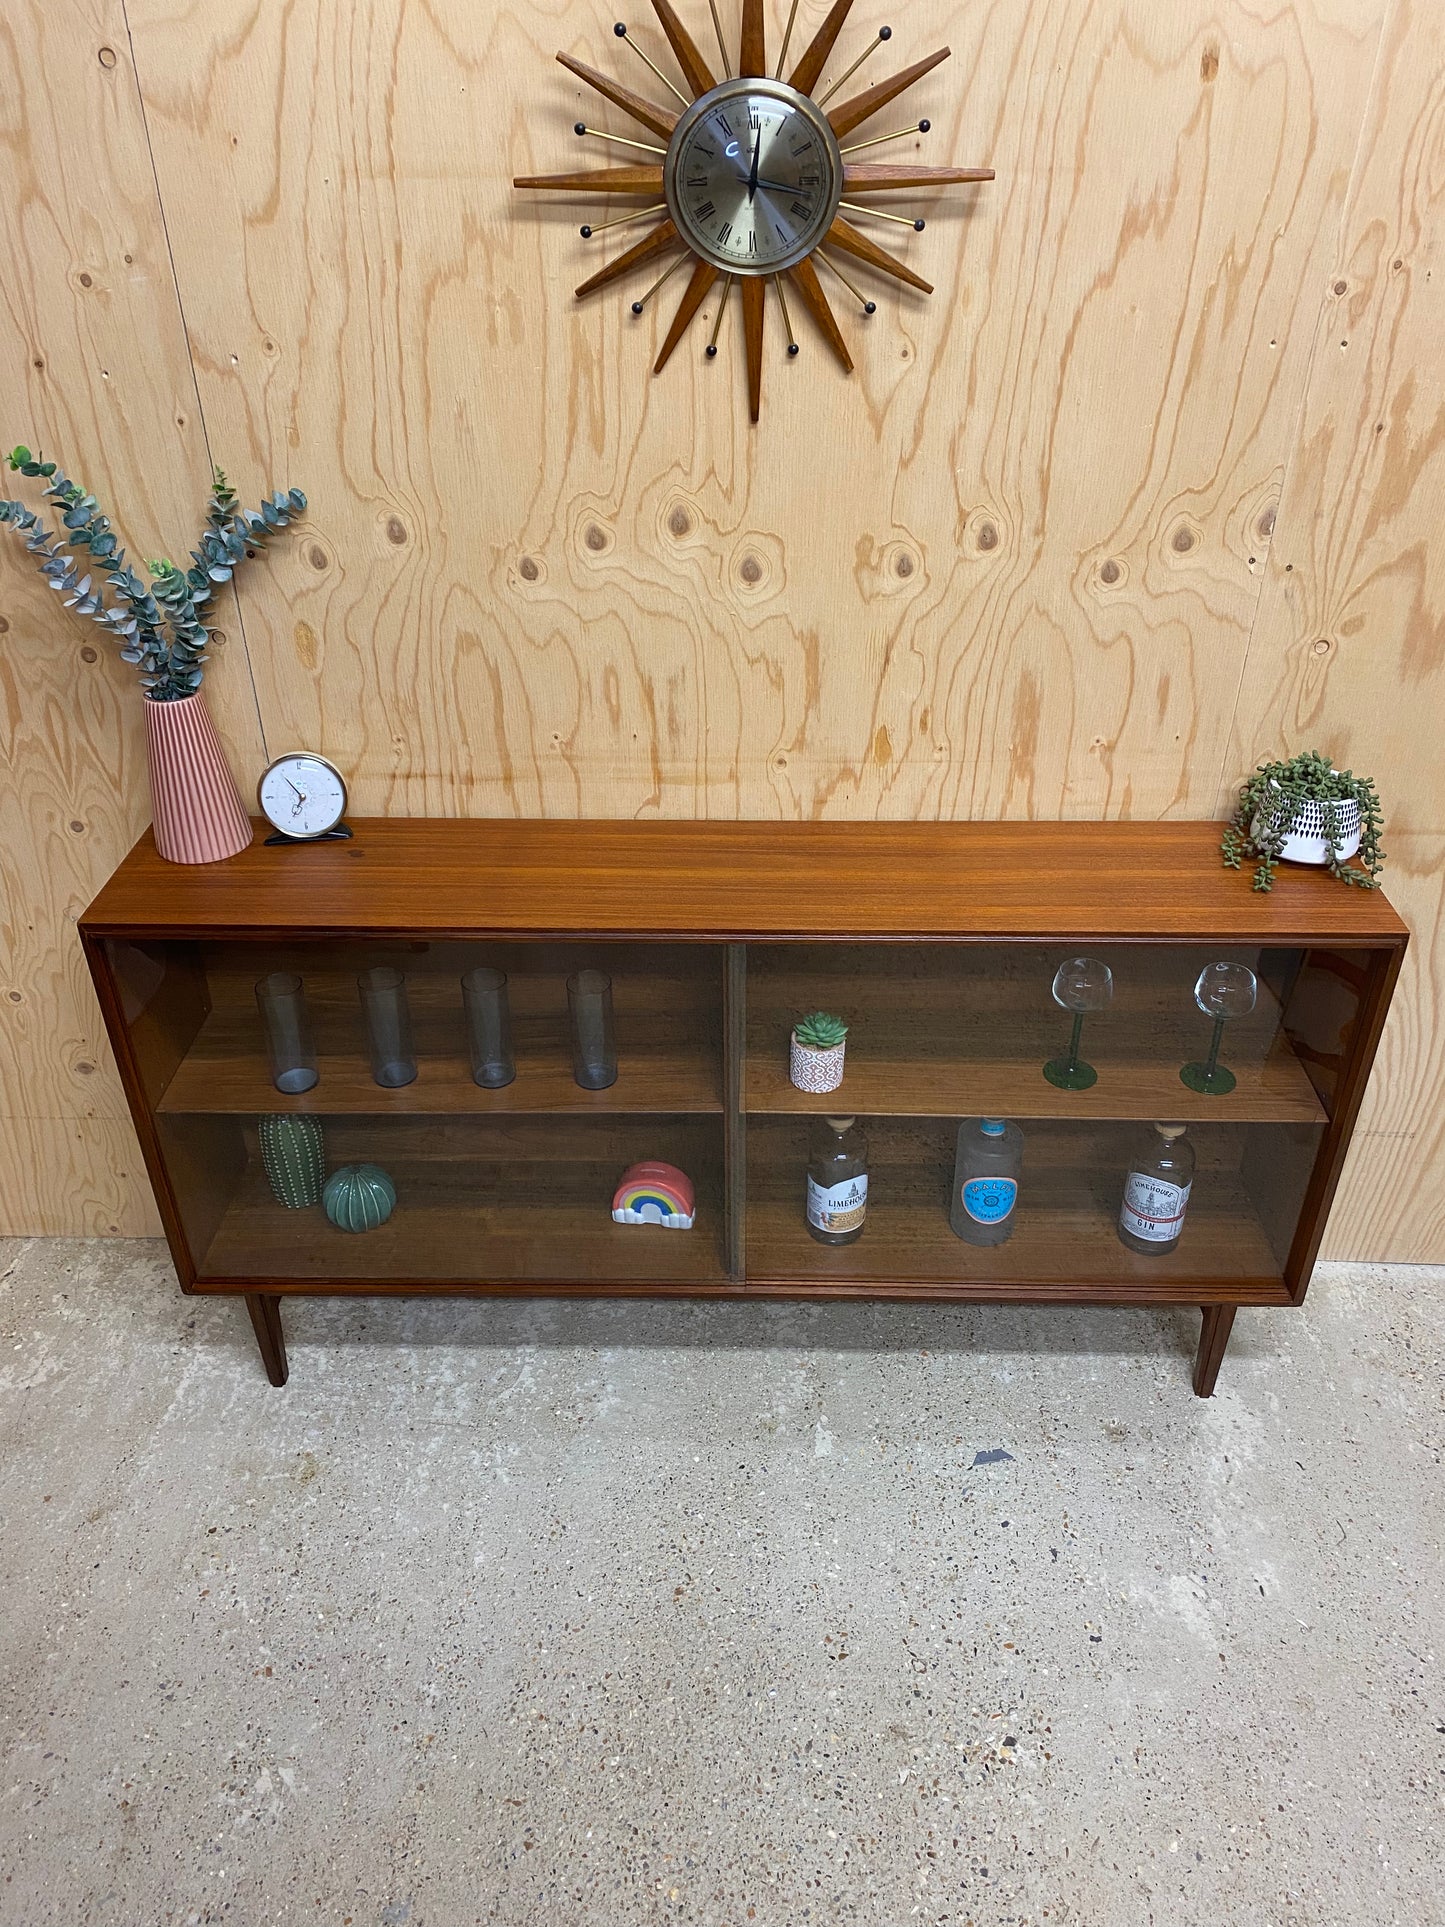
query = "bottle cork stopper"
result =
(825, 1116, 856, 1132)
(1154, 1123, 1187, 1140)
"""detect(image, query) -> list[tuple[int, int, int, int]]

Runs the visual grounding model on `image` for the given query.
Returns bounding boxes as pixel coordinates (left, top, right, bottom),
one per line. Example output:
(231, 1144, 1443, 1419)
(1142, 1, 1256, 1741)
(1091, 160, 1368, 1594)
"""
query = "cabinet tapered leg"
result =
(245, 1293, 289, 1386)
(1193, 1305, 1236, 1398)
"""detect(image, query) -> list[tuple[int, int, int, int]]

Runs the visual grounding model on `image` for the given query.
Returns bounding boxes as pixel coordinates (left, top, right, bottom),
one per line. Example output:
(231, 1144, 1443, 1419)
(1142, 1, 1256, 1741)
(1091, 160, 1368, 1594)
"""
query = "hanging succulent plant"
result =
(0, 446, 305, 702)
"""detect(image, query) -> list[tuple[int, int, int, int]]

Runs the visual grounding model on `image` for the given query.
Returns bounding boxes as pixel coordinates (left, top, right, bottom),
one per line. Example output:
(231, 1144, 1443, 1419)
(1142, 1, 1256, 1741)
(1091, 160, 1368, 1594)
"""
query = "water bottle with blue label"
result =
(950, 1117, 1023, 1246)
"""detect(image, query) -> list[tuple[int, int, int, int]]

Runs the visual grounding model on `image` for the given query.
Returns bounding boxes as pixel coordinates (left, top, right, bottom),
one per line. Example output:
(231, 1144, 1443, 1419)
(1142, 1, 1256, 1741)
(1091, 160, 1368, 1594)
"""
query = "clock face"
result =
(664, 79, 842, 276)
(258, 753, 348, 840)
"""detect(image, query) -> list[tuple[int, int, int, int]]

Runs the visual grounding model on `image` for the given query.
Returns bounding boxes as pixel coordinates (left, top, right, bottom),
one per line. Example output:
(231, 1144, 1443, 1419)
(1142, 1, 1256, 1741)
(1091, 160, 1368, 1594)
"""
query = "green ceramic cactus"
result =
(259, 1113, 325, 1209)
(322, 1162, 396, 1232)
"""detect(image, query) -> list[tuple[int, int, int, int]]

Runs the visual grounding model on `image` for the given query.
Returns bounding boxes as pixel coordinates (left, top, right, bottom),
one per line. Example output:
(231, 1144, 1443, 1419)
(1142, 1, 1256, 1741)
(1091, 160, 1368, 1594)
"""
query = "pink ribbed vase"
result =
(144, 692, 253, 864)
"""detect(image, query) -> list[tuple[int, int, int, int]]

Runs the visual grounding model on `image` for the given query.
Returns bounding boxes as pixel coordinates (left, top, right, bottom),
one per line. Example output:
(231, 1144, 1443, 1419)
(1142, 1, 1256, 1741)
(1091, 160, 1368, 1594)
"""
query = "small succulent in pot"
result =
(790, 1010, 849, 1094)
(1221, 750, 1384, 893)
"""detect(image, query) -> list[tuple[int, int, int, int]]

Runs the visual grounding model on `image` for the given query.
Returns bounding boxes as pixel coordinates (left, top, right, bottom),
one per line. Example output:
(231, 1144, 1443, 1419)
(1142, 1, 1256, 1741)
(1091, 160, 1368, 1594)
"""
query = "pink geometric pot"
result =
(143, 691, 253, 864)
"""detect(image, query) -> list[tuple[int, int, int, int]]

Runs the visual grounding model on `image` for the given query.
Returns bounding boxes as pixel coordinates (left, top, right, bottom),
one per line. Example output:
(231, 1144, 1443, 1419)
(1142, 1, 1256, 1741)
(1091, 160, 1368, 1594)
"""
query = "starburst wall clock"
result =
(514, 0, 994, 421)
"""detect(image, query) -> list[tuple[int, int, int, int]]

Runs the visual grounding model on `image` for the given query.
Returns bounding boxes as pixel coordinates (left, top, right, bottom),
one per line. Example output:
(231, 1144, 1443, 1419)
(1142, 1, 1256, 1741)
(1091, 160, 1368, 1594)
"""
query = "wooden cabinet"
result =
(80, 820, 1407, 1394)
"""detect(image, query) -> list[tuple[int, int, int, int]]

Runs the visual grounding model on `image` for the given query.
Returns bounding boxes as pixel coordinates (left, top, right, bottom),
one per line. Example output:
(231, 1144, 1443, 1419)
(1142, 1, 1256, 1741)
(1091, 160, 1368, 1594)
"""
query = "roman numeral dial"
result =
(663, 78, 842, 276)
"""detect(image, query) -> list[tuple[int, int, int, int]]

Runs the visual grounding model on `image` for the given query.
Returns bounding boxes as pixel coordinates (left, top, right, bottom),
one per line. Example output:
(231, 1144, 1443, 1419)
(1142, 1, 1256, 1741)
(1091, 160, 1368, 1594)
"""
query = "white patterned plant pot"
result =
(1253, 784, 1362, 866)
(789, 1032, 846, 1093)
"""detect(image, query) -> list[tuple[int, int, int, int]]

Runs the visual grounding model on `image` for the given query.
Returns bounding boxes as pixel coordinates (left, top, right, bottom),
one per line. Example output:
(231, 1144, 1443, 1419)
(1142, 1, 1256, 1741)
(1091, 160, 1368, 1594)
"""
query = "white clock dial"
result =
(257, 753, 348, 840)
(664, 78, 842, 276)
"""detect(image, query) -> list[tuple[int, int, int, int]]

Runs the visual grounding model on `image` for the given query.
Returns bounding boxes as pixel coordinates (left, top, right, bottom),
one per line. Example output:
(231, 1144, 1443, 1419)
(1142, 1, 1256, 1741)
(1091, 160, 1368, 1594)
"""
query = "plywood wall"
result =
(1, 0, 1440, 1256)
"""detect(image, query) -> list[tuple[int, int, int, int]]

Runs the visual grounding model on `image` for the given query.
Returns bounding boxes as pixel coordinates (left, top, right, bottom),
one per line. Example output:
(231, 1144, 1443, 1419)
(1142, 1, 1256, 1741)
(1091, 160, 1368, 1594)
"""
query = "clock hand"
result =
(747, 125, 761, 204)
(286, 777, 304, 801)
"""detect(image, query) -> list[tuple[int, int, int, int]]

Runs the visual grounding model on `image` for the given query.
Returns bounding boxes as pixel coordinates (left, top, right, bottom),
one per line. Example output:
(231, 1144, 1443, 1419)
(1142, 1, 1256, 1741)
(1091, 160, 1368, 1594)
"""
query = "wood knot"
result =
(584, 522, 608, 552)
(79, 272, 93, 288)
(518, 555, 539, 582)
(79, 643, 96, 659)
(1333, 280, 1347, 295)
(0, 617, 11, 636)
(1257, 506, 1276, 540)
(667, 505, 692, 537)
(75, 1061, 95, 1075)
(308, 544, 328, 571)
(976, 520, 998, 551)
(1171, 524, 1196, 553)
(1099, 559, 1120, 585)
(894, 551, 914, 579)
(385, 515, 407, 545)
(98, 45, 117, 68)
(1200, 43, 1219, 82)
(1312, 637, 1331, 656)
(69, 821, 85, 834)
(738, 553, 763, 584)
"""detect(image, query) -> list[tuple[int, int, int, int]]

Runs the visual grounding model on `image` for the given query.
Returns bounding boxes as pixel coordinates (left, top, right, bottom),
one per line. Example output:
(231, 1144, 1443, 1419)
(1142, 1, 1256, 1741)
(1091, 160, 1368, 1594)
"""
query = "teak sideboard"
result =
(80, 819, 1407, 1396)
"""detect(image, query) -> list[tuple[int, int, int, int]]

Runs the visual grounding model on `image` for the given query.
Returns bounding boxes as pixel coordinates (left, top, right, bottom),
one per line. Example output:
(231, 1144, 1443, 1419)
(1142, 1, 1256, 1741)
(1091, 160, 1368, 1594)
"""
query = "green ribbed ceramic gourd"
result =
(322, 1162, 396, 1232)
(259, 1113, 325, 1209)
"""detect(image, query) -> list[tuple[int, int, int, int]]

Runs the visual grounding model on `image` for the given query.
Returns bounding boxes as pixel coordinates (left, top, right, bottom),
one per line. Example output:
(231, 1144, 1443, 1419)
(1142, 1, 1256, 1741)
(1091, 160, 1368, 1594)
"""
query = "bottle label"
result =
(1120, 1172, 1191, 1243)
(962, 1176, 1017, 1224)
(807, 1173, 868, 1234)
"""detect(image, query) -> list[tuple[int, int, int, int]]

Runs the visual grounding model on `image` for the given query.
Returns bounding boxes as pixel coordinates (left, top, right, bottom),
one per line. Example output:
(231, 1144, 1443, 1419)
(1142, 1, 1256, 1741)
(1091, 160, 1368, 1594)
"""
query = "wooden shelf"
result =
(160, 1027, 720, 1115)
(745, 1019, 1324, 1122)
(201, 1158, 726, 1284)
(157, 953, 723, 1115)
(746, 943, 1327, 1123)
(746, 1177, 1281, 1291)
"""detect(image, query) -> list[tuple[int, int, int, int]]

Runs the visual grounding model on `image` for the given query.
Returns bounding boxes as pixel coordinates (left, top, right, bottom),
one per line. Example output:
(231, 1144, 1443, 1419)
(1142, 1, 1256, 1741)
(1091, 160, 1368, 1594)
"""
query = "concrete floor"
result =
(0, 1240, 1441, 1927)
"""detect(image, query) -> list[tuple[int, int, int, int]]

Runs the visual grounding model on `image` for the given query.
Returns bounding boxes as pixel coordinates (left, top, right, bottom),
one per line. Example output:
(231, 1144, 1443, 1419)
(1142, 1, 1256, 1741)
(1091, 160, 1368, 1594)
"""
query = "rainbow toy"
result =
(611, 1160, 695, 1230)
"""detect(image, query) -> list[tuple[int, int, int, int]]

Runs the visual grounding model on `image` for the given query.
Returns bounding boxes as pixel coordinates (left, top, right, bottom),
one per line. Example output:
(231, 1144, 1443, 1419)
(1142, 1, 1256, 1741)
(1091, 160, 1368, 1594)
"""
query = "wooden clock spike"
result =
(654, 258, 720, 371)
(742, 276, 765, 421)
(554, 52, 677, 141)
(787, 256, 854, 373)
(514, 164, 665, 194)
(843, 160, 995, 192)
(574, 218, 680, 298)
(826, 214, 932, 294)
(788, 0, 856, 96)
(739, 0, 766, 79)
(828, 48, 951, 140)
(649, 0, 716, 98)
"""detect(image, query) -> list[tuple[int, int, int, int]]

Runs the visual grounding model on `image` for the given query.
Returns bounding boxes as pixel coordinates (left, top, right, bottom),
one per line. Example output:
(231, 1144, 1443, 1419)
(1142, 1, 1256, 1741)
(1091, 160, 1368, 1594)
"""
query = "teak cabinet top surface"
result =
(81, 818, 1409, 946)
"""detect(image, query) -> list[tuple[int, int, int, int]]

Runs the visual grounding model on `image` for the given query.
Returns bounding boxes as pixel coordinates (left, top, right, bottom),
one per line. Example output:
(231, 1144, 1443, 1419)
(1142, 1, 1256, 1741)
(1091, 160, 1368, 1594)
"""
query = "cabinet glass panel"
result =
(103, 937, 726, 1286)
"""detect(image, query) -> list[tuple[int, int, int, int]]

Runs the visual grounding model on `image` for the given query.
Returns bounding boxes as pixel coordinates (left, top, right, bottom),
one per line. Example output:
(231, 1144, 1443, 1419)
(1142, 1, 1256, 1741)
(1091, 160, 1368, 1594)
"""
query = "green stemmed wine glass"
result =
(1043, 957, 1113, 1090)
(1180, 961, 1257, 1096)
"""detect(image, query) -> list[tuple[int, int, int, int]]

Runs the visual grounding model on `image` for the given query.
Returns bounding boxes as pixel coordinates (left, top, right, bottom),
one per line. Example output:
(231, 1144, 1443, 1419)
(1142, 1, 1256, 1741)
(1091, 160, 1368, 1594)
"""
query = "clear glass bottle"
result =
(1118, 1122, 1195, 1254)
(805, 1115, 868, 1246)
(950, 1116, 1023, 1245)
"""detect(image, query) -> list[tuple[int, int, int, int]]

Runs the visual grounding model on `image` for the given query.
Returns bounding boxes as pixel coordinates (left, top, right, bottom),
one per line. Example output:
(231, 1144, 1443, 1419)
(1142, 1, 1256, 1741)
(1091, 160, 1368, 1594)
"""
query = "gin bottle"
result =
(806, 1115, 868, 1245)
(950, 1117, 1023, 1245)
(1118, 1123, 1195, 1254)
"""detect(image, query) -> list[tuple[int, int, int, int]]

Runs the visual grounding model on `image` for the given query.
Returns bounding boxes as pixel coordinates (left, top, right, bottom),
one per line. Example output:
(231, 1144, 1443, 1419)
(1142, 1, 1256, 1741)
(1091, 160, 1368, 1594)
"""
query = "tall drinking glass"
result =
(358, 966, 417, 1088)
(255, 972, 319, 1094)
(567, 969, 617, 1090)
(461, 967, 515, 1088)
(1180, 961, 1257, 1095)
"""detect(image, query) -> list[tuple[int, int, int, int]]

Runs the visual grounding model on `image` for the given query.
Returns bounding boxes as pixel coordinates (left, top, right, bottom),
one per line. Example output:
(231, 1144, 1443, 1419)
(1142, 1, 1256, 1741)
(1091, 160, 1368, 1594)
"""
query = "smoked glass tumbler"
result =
(255, 971, 319, 1094)
(358, 966, 417, 1088)
(461, 966, 515, 1089)
(567, 969, 617, 1090)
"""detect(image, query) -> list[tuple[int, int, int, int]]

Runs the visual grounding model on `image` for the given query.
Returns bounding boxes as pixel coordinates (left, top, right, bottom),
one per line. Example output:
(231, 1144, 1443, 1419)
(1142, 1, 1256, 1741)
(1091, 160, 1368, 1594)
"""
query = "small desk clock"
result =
(257, 752, 352, 844)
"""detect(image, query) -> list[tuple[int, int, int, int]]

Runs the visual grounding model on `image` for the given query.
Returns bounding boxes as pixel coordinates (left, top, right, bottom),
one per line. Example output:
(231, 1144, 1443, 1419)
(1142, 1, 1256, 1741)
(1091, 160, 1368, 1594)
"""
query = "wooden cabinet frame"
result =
(80, 820, 1407, 1396)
